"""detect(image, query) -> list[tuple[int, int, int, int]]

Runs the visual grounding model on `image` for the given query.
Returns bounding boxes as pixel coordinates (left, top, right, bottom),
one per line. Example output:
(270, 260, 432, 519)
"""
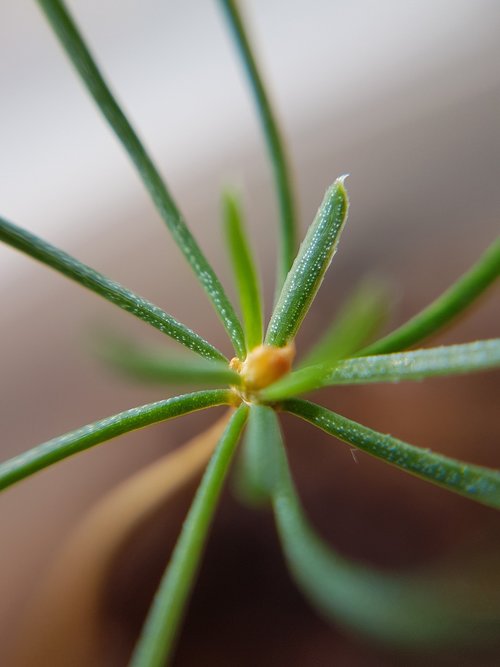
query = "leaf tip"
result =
(324, 174, 350, 219)
(333, 174, 349, 202)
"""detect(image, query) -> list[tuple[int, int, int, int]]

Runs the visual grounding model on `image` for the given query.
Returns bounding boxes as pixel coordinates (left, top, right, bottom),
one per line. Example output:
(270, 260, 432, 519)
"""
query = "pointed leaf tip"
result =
(266, 177, 349, 347)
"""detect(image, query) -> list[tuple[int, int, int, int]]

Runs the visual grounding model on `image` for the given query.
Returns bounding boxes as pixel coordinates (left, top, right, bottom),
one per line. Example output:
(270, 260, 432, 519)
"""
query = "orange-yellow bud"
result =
(231, 343, 295, 392)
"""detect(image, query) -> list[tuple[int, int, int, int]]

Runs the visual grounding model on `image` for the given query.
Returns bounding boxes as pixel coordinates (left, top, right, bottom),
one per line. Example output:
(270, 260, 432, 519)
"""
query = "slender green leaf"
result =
(130, 404, 248, 667)
(266, 178, 349, 347)
(36, 0, 246, 358)
(97, 336, 240, 387)
(284, 399, 500, 510)
(222, 191, 263, 350)
(254, 406, 500, 647)
(361, 237, 500, 356)
(322, 339, 500, 385)
(264, 339, 500, 399)
(0, 216, 225, 361)
(300, 278, 389, 367)
(0, 390, 231, 492)
(219, 0, 296, 294)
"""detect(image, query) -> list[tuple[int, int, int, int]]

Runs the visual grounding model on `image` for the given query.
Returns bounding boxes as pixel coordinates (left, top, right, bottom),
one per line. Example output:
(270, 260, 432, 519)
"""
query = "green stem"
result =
(36, 0, 246, 358)
(0, 216, 225, 361)
(130, 404, 248, 667)
(361, 238, 500, 355)
(219, 0, 297, 294)
(284, 399, 500, 510)
(0, 391, 231, 491)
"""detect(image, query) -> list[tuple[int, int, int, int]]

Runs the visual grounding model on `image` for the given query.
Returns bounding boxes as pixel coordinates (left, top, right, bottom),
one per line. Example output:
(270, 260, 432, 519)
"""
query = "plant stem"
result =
(130, 404, 248, 667)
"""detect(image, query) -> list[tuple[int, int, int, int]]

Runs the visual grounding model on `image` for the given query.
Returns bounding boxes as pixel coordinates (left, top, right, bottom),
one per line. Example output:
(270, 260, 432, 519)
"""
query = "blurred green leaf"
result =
(223, 191, 263, 350)
(361, 237, 500, 355)
(255, 405, 500, 647)
(219, 0, 297, 294)
(232, 403, 276, 507)
(97, 336, 240, 387)
(301, 278, 390, 367)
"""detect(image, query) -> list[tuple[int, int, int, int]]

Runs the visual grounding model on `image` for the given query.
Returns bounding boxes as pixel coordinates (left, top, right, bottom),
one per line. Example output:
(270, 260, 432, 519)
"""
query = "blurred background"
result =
(1, 0, 500, 665)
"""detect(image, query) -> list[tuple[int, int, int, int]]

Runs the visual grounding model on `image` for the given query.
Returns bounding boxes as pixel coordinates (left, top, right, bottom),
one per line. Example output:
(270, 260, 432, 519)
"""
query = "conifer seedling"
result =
(1, 1, 499, 665)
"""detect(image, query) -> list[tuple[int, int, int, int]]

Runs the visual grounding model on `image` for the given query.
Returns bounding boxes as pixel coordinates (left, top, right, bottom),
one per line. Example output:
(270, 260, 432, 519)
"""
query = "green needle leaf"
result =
(0, 390, 231, 492)
(361, 237, 500, 356)
(263, 339, 500, 399)
(284, 399, 500, 510)
(222, 191, 263, 350)
(300, 278, 389, 367)
(266, 178, 349, 347)
(253, 406, 500, 647)
(130, 404, 248, 667)
(322, 339, 500, 385)
(219, 0, 297, 295)
(0, 216, 225, 361)
(36, 0, 246, 358)
(98, 336, 240, 387)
